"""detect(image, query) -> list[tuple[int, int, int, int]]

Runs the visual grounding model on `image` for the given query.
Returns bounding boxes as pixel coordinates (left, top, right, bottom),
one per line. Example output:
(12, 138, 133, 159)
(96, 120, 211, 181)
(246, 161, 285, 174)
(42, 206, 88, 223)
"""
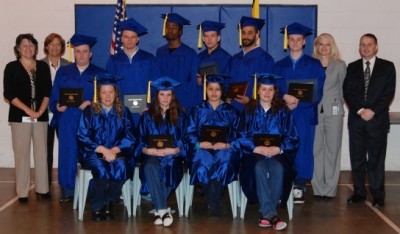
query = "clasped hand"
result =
(253, 146, 280, 158)
(200, 142, 230, 150)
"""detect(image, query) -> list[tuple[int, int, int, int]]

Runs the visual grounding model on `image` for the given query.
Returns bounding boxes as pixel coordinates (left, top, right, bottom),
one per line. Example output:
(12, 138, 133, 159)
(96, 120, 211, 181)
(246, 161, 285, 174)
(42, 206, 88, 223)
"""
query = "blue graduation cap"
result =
(119, 18, 148, 36)
(251, 73, 283, 99)
(147, 76, 181, 103)
(95, 73, 124, 86)
(69, 34, 97, 48)
(203, 74, 231, 100)
(161, 13, 191, 26)
(240, 16, 265, 31)
(197, 20, 225, 33)
(280, 22, 313, 36)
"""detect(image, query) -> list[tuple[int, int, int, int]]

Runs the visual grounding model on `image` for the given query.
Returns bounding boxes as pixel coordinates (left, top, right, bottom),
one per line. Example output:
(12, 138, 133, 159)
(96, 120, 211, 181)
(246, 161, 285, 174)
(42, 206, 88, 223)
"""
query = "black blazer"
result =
(343, 57, 396, 129)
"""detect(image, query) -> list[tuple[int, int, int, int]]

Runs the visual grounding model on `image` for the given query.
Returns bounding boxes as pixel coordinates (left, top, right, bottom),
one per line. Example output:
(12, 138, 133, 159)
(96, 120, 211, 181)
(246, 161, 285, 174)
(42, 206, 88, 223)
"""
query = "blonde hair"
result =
(313, 33, 341, 61)
(92, 85, 124, 120)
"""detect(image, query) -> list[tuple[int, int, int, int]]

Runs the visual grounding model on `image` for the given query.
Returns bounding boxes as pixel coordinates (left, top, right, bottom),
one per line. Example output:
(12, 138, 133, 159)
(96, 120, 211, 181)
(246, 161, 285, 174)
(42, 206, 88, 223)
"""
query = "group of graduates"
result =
(5, 12, 334, 232)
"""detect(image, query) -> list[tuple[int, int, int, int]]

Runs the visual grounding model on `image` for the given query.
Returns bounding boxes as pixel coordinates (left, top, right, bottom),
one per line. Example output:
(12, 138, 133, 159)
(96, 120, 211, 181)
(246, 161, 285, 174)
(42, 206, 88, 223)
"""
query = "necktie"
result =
(364, 61, 370, 99)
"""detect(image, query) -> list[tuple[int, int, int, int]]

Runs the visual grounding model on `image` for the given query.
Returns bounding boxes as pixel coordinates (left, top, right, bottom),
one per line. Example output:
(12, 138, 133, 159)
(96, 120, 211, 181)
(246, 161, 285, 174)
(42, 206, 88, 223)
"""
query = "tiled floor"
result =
(0, 169, 399, 234)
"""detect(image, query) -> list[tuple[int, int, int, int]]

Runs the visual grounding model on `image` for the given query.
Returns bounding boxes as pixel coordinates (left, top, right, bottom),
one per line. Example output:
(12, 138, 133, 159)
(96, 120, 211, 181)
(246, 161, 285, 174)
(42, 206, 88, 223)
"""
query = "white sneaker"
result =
(153, 212, 163, 225)
(162, 209, 173, 227)
(293, 188, 305, 204)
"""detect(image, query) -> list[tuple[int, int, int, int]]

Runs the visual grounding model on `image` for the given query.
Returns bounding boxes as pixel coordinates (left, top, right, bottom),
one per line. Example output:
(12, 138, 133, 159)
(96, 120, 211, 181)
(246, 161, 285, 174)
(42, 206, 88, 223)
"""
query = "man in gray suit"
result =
(41, 33, 70, 186)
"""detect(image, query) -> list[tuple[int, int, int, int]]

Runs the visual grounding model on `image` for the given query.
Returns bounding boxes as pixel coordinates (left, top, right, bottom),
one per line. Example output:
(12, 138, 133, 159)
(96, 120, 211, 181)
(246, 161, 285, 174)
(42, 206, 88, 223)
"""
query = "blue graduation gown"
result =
(239, 104, 299, 203)
(49, 63, 104, 190)
(106, 49, 159, 124)
(229, 47, 275, 110)
(275, 54, 326, 181)
(156, 43, 200, 111)
(135, 111, 187, 192)
(77, 106, 135, 181)
(186, 101, 241, 186)
(198, 46, 232, 76)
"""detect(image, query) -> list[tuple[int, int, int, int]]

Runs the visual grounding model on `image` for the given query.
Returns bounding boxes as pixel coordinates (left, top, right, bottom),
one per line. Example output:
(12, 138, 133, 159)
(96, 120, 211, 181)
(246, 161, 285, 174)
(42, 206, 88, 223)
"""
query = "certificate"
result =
(59, 88, 83, 107)
(199, 125, 228, 143)
(124, 94, 147, 113)
(253, 134, 281, 147)
(147, 135, 175, 149)
(226, 82, 249, 99)
(287, 79, 317, 102)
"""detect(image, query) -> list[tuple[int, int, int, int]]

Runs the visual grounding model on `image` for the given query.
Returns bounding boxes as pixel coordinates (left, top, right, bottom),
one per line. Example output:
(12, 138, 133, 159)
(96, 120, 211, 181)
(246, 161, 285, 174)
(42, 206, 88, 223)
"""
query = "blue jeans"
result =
(144, 157, 172, 211)
(255, 158, 284, 217)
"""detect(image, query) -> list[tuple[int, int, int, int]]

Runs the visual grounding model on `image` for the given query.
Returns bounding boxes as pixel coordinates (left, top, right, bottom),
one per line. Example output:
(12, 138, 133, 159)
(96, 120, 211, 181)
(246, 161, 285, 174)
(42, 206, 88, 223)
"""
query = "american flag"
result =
(110, 0, 127, 55)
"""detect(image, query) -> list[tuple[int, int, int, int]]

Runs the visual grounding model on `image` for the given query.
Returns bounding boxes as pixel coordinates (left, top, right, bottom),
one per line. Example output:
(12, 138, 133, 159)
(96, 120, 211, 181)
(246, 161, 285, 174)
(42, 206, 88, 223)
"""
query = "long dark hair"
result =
(148, 90, 182, 125)
(245, 84, 288, 114)
(14, 33, 38, 59)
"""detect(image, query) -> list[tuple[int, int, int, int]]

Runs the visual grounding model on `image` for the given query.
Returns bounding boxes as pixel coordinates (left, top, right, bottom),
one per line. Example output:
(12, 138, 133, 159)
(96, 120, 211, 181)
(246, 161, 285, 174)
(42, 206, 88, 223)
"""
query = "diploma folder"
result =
(147, 135, 174, 149)
(287, 79, 317, 102)
(59, 88, 83, 107)
(253, 134, 281, 147)
(199, 125, 228, 143)
(124, 94, 147, 113)
(226, 82, 249, 99)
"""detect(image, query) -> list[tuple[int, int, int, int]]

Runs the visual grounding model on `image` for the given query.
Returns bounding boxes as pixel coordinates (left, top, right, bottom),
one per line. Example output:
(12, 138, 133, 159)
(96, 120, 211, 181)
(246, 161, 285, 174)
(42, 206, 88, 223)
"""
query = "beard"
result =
(242, 38, 256, 47)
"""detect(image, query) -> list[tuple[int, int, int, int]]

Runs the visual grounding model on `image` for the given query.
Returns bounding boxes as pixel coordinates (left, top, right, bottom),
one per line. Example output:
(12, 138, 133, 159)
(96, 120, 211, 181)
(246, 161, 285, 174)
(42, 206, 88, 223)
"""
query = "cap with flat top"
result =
(69, 34, 97, 47)
(119, 18, 148, 36)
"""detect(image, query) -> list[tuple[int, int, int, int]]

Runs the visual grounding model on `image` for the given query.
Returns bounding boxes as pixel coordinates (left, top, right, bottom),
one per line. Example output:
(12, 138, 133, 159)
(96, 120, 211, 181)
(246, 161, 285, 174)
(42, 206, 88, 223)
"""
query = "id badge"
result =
(332, 105, 339, 115)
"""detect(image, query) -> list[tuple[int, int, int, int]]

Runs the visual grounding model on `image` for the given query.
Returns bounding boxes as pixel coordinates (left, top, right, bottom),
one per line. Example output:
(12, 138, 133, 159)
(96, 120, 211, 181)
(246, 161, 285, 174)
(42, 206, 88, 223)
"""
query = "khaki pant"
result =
(10, 122, 49, 197)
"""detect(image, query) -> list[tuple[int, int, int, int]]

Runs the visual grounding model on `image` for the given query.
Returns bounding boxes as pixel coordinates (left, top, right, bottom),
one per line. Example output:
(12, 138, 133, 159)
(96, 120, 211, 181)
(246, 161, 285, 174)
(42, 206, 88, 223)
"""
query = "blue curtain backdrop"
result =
(75, 4, 317, 68)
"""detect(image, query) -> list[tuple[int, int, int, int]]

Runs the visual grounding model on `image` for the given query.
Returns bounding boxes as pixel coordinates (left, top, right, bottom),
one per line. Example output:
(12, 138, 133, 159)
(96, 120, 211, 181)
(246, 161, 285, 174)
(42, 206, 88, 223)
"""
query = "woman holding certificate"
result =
(136, 76, 187, 227)
(77, 73, 135, 221)
(239, 74, 299, 230)
(186, 74, 241, 216)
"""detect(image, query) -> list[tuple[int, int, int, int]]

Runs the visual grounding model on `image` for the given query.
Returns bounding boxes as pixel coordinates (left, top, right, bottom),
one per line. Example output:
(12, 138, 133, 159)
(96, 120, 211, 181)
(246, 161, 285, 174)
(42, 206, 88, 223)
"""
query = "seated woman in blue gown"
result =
(77, 73, 136, 221)
(239, 74, 299, 230)
(186, 74, 241, 216)
(135, 76, 187, 227)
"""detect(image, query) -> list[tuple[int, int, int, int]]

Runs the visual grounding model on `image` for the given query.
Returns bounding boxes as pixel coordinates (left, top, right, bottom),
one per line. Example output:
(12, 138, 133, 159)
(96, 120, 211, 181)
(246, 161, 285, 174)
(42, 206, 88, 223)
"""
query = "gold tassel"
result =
(283, 26, 288, 50)
(252, 74, 257, 100)
(162, 14, 168, 37)
(93, 76, 97, 104)
(203, 75, 207, 100)
(239, 22, 242, 47)
(147, 81, 152, 104)
(197, 24, 202, 50)
(67, 41, 72, 63)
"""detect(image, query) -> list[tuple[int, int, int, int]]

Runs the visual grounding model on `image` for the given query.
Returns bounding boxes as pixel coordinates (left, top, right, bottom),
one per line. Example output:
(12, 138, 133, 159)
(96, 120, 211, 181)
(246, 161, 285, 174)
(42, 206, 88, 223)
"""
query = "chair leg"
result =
(240, 189, 247, 219)
(287, 184, 294, 220)
(132, 166, 141, 217)
(228, 181, 238, 219)
(175, 176, 185, 217)
(184, 173, 194, 217)
(78, 170, 93, 221)
(122, 180, 132, 217)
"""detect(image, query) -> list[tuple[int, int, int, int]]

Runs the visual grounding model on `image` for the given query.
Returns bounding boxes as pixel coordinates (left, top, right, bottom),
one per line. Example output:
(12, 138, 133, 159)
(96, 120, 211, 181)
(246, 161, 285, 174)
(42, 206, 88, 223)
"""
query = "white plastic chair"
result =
(73, 168, 132, 221)
(184, 172, 240, 219)
(240, 184, 294, 220)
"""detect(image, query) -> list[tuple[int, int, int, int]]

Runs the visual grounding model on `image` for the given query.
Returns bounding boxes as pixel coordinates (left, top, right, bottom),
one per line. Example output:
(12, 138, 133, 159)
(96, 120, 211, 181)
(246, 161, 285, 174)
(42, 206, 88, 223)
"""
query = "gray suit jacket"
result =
(41, 57, 70, 67)
(318, 59, 347, 116)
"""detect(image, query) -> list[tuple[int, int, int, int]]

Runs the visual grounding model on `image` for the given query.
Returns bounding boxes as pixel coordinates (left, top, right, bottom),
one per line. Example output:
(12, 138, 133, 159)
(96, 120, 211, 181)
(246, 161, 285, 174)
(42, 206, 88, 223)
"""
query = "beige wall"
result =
(1, 0, 399, 170)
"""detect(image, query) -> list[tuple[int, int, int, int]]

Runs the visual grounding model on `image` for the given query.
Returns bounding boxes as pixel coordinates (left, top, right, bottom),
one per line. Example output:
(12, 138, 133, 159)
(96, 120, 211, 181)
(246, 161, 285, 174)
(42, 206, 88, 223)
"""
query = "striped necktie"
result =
(364, 61, 370, 100)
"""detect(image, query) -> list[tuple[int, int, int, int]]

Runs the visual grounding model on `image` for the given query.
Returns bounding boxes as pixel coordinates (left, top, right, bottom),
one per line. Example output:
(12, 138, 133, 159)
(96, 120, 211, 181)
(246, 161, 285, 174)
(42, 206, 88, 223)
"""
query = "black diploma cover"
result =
(59, 88, 83, 107)
(124, 94, 147, 113)
(147, 135, 174, 149)
(253, 134, 281, 147)
(287, 79, 316, 102)
(198, 62, 218, 76)
(199, 125, 228, 143)
(226, 82, 249, 99)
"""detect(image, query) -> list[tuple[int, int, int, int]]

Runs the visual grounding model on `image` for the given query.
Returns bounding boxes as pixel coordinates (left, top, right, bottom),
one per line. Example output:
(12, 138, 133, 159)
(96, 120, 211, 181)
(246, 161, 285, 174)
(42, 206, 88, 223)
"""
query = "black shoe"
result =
(323, 196, 334, 201)
(208, 203, 227, 217)
(36, 192, 51, 199)
(91, 210, 104, 221)
(347, 194, 366, 204)
(372, 198, 384, 208)
(18, 197, 28, 203)
(59, 196, 73, 204)
(103, 202, 114, 220)
(314, 195, 323, 200)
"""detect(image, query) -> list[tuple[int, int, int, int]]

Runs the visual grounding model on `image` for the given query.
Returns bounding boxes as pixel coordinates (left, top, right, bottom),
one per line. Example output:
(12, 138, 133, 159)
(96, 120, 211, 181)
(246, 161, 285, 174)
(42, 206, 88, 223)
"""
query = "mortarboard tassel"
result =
(67, 41, 72, 63)
(147, 81, 152, 104)
(203, 75, 207, 101)
(198, 24, 202, 50)
(283, 26, 288, 50)
(239, 22, 242, 47)
(162, 14, 168, 37)
(252, 74, 257, 100)
(93, 76, 97, 104)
